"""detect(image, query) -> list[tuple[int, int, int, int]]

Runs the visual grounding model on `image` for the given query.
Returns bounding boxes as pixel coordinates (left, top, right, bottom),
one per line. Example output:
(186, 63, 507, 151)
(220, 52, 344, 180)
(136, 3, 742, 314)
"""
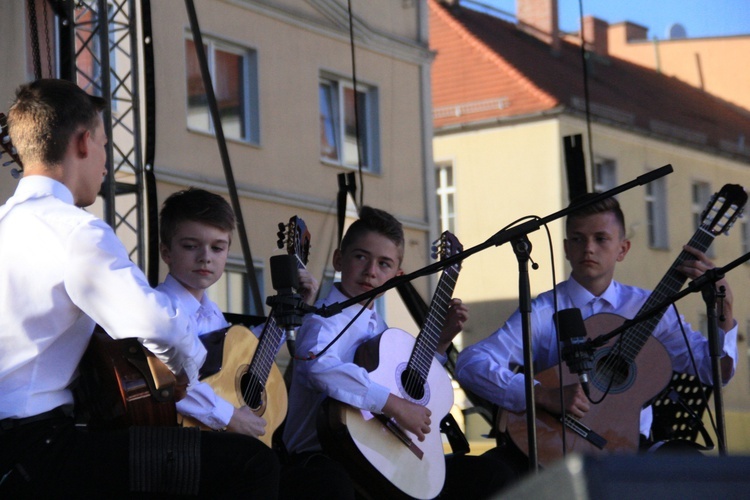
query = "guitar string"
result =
(404, 264, 460, 396)
(243, 223, 308, 405)
(595, 226, 714, 390)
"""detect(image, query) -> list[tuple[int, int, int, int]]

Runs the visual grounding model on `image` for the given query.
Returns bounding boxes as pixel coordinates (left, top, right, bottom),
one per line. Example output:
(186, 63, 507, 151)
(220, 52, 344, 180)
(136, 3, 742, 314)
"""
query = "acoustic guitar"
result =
(503, 184, 746, 466)
(318, 231, 463, 500)
(76, 326, 179, 428)
(181, 216, 311, 447)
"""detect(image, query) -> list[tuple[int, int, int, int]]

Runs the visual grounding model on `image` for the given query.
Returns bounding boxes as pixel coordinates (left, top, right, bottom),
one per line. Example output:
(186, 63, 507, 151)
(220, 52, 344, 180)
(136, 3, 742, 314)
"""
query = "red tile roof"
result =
(429, 0, 750, 162)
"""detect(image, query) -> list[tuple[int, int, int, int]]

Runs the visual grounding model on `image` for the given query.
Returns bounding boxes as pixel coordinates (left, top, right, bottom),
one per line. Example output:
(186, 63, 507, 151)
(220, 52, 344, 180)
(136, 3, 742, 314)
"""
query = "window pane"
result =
(319, 82, 339, 161)
(343, 87, 368, 167)
(214, 48, 245, 140)
(185, 39, 211, 132)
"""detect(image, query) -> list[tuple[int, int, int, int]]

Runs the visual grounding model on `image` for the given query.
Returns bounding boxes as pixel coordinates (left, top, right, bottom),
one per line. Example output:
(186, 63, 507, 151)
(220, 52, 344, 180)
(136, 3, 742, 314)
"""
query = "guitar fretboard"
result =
(408, 261, 461, 382)
(616, 224, 715, 363)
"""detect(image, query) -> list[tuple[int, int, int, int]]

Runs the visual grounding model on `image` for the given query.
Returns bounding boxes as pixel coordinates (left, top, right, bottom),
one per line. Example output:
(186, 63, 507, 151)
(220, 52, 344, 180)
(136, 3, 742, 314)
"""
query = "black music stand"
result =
(650, 372, 714, 450)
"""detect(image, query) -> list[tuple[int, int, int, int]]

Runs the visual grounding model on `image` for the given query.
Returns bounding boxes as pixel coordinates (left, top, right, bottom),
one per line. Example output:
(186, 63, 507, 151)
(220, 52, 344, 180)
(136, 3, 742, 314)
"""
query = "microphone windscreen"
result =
(554, 308, 586, 341)
(270, 254, 299, 290)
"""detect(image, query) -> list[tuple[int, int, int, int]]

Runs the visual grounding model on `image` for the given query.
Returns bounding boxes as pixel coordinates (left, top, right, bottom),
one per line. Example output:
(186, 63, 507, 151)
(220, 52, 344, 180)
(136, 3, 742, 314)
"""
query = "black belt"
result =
(0, 407, 69, 431)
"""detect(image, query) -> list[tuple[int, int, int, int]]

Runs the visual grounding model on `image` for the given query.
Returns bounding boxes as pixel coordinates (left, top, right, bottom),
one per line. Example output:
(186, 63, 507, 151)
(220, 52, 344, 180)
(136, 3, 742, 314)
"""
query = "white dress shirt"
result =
(455, 275, 738, 436)
(0, 176, 206, 420)
(283, 284, 392, 454)
(157, 274, 234, 429)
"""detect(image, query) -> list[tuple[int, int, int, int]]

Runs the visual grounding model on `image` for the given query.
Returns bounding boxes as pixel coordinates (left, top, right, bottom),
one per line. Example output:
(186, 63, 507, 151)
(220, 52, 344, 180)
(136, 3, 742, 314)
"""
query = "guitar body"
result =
(181, 325, 287, 447)
(505, 313, 672, 466)
(319, 328, 453, 500)
(76, 327, 178, 428)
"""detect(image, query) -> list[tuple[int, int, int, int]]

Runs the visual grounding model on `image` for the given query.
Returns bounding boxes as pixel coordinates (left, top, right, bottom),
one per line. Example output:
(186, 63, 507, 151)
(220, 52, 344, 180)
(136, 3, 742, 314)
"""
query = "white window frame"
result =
(319, 74, 380, 172)
(645, 174, 669, 249)
(435, 160, 456, 234)
(593, 157, 617, 193)
(207, 261, 265, 316)
(741, 220, 750, 263)
(185, 34, 259, 144)
(692, 181, 714, 257)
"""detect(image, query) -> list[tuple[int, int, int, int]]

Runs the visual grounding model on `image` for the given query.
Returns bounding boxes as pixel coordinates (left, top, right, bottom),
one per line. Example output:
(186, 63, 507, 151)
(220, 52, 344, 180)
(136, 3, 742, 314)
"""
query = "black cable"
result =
(576, 0, 596, 186)
(346, 0, 365, 208)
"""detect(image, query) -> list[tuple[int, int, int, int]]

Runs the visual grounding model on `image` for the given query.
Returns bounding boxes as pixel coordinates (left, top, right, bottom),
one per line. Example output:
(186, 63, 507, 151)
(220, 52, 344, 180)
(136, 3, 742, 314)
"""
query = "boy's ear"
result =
(332, 248, 343, 272)
(616, 238, 631, 262)
(75, 129, 91, 158)
(159, 242, 171, 264)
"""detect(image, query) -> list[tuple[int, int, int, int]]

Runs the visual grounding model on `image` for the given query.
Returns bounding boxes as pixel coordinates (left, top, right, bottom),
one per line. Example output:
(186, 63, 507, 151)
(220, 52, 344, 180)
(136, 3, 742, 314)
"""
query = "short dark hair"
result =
(565, 194, 626, 237)
(8, 79, 107, 168)
(159, 188, 236, 247)
(340, 206, 405, 260)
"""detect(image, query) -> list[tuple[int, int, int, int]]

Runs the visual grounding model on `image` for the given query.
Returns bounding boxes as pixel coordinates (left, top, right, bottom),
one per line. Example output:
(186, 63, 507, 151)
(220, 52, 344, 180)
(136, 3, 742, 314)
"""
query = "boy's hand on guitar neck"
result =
(383, 393, 432, 441)
(535, 383, 589, 419)
(437, 298, 469, 356)
(298, 269, 320, 306)
(676, 245, 734, 332)
(227, 405, 268, 438)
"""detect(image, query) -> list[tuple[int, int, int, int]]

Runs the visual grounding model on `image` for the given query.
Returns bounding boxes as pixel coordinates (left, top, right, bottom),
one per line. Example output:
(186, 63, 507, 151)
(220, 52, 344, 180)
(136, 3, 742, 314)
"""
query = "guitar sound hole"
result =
(239, 372, 263, 410)
(400, 367, 426, 400)
(591, 352, 633, 394)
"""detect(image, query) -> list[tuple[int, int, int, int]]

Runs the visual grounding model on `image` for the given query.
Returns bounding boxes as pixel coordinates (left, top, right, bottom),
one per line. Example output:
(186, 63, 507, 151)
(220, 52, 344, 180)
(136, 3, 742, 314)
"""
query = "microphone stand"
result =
(701, 277, 728, 455)
(590, 251, 750, 455)
(512, 235, 540, 472)
(314, 165, 673, 471)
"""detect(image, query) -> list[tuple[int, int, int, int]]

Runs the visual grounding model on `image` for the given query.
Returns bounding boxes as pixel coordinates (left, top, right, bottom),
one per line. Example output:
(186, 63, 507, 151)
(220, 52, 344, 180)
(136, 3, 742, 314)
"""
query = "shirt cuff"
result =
(367, 383, 392, 414)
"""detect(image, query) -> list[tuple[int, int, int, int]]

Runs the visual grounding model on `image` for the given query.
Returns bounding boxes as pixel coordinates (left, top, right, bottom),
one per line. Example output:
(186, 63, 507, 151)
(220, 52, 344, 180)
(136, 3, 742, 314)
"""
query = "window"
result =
(593, 158, 617, 193)
(742, 220, 750, 261)
(645, 175, 668, 249)
(185, 36, 259, 143)
(435, 161, 456, 233)
(319, 75, 379, 171)
(692, 181, 714, 256)
(207, 264, 264, 316)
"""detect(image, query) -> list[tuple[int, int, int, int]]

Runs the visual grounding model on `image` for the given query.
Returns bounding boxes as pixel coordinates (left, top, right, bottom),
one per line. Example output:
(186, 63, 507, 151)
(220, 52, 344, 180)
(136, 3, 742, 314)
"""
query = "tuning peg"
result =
(10, 168, 21, 179)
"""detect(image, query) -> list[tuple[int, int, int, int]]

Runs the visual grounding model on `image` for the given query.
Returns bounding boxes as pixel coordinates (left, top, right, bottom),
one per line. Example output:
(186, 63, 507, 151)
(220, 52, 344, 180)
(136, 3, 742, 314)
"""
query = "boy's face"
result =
(70, 115, 108, 207)
(564, 211, 630, 294)
(333, 231, 403, 305)
(160, 220, 230, 301)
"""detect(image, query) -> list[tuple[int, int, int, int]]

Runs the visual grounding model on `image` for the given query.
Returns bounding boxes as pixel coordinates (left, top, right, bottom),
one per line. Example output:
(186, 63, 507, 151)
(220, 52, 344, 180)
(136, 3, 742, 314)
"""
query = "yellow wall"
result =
(436, 112, 750, 452)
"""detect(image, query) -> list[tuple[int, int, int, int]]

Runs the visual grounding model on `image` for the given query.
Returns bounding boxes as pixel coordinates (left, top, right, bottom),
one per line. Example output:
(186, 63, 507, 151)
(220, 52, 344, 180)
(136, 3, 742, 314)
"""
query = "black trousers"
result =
(0, 415, 279, 498)
(279, 450, 514, 499)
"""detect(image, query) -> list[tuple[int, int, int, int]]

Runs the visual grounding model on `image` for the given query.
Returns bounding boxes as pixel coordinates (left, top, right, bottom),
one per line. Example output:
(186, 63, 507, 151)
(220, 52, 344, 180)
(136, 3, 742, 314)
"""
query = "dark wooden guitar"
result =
(504, 184, 746, 466)
(76, 326, 179, 428)
(318, 231, 463, 500)
(181, 216, 311, 446)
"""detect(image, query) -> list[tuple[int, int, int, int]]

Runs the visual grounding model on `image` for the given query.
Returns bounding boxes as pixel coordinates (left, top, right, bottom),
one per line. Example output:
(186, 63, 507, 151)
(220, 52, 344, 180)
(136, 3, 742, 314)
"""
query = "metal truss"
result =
(59, 0, 146, 269)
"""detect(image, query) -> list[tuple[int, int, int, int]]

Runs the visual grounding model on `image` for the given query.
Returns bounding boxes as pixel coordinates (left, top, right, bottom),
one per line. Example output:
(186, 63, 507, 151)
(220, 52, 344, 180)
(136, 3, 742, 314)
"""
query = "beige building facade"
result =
(1, 0, 438, 367)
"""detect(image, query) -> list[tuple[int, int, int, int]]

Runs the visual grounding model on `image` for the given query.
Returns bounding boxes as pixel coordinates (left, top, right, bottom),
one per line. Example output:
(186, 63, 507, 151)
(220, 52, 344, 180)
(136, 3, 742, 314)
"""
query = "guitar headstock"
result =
(700, 184, 748, 236)
(0, 112, 23, 179)
(276, 215, 311, 267)
(431, 231, 463, 265)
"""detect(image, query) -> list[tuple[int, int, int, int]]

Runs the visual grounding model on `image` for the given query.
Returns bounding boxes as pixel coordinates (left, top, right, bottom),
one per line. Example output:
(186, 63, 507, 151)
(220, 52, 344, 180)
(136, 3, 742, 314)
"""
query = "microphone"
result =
(268, 254, 303, 356)
(554, 308, 594, 398)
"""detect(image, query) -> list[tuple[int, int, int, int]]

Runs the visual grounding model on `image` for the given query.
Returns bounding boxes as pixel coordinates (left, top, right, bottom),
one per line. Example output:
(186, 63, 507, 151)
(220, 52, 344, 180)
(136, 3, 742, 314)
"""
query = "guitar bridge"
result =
(561, 415, 607, 450)
(374, 413, 424, 460)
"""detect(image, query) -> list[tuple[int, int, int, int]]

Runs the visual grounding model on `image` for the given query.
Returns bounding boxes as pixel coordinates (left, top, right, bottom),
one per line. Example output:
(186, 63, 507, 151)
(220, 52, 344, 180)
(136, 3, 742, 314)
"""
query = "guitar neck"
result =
(619, 224, 715, 361)
(247, 259, 307, 385)
(409, 263, 461, 379)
